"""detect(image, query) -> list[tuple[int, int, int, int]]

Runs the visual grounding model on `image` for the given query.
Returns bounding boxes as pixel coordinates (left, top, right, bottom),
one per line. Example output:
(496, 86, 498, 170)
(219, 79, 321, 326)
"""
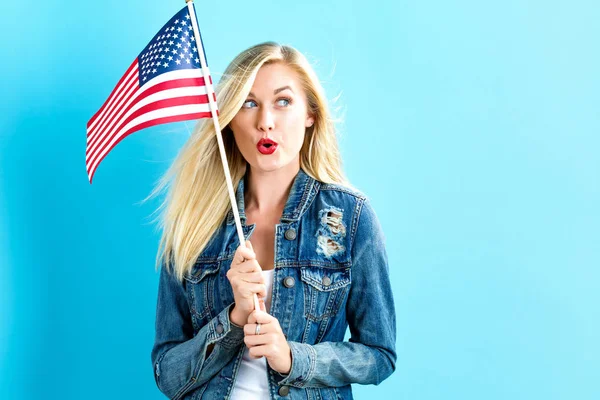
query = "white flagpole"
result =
(185, 0, 260, 312)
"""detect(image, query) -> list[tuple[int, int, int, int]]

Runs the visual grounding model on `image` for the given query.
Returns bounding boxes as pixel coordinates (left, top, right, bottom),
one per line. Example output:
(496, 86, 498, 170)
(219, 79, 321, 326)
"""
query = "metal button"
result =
(322, 276, 332, 286)
(283, 276, 295, 288)
(278, 385, 290, 396)
(284, 228, 297, 240)
(216, 323, 224, 334)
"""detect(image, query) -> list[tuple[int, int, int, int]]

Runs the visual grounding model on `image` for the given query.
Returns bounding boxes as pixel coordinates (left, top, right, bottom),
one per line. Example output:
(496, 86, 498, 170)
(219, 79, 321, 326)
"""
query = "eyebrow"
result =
(248, 86, 294, 97)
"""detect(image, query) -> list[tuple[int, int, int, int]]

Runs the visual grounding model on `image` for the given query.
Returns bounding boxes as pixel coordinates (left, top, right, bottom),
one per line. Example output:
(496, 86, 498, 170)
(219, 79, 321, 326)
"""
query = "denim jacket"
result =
(151, 168, 396, 399)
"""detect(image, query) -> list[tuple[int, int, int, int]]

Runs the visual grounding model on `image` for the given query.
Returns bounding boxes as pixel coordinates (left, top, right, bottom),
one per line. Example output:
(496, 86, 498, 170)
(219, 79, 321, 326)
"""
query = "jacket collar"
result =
(226, 167, 318, 225)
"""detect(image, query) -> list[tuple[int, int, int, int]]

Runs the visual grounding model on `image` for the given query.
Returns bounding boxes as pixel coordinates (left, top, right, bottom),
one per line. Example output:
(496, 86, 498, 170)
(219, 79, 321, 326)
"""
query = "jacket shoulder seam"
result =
(319, 183, 367, 201)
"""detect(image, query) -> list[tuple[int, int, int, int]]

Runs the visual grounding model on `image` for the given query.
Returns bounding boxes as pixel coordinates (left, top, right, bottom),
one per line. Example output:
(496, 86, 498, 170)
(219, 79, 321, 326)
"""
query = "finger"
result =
(247, 309, 272, 324)
(234, 247, 256, 263)
(248, 343, 276, 359)
(259, 299, 266, 312)
(233, 259, 262, 274)
(243, 322, 272, 336)
(231, 283, 266, 300)
(244, 332, 275, 346)
(239, 271, 265, 284)
(241, 282, 266, 299)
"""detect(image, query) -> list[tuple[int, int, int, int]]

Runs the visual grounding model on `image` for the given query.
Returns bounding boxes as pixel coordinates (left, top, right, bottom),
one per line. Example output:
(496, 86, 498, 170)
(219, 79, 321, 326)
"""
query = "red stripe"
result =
(87, 111, 212, 183)
(86, 95, 210, 168)
(87, 76, 208, 150)
(88, 78, 204, 141)
(87, 60, 138, 127)
(87, 72, 139, 138)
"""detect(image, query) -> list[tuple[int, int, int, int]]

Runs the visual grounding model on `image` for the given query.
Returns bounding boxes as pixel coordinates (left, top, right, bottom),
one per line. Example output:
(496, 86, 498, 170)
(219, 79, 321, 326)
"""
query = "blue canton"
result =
(137, 6, 207, 86)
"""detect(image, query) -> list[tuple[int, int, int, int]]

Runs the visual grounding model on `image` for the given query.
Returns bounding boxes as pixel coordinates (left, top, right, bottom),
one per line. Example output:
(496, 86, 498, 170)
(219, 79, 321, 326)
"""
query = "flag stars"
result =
(135, 11, 205, 81)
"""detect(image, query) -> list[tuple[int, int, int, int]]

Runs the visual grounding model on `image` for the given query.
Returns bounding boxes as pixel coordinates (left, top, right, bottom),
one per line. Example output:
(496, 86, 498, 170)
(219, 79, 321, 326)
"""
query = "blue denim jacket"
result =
(151, 168, 396, 399)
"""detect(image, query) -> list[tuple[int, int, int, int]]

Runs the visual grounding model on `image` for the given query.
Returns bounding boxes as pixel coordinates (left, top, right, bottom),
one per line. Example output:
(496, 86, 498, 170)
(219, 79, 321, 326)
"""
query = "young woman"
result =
(150, 42, 396, 399)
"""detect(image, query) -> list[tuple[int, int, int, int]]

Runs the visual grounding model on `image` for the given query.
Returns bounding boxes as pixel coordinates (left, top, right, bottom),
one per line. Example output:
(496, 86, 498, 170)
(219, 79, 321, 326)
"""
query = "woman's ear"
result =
(305, 116, 314, 128)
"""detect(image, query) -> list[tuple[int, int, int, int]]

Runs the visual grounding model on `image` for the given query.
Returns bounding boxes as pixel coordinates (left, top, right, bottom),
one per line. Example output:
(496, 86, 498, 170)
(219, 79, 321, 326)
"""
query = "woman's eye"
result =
(242, 100, 257, 108)
(276, 98, 291, 107)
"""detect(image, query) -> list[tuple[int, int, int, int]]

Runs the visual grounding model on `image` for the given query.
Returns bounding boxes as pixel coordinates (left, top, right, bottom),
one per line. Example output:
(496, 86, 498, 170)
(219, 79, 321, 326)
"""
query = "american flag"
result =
(86, 5, 217, 183)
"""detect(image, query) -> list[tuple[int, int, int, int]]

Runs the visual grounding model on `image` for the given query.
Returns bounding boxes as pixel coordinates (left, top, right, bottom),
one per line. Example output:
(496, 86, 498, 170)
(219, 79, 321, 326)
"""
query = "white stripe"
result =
(87, 103, 212, 176)
(87, 71, 139, 144)
(88, 64, 138, 132)
(87, 69, 208, 148)
(140, 68, 206, 88)
(86, 84, 211, 161)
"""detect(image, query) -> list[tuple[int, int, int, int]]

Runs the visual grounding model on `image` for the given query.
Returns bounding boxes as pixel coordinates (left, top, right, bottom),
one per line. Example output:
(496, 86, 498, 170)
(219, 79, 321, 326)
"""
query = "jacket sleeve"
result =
(277, 198, 397, 388)
(150, 261, 245, 399)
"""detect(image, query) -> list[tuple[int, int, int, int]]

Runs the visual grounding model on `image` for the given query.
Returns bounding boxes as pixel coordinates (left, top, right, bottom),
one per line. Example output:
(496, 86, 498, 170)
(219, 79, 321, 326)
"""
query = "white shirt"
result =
(229, 269, 275, 400)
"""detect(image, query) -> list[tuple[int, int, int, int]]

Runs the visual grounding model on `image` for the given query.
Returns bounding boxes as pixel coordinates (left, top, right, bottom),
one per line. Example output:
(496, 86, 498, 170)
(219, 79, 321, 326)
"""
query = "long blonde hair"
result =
(143, 41, 349, 281)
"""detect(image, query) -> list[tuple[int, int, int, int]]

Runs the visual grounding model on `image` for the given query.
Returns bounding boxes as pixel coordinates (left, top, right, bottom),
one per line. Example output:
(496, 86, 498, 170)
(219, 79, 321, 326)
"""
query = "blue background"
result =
(1, 0, 598, 398)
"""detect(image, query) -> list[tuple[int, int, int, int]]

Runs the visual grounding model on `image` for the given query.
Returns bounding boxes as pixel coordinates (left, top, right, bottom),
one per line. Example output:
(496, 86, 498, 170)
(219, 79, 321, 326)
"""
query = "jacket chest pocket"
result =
(184, 262, 221, 331)
(300, 266, 351, 321)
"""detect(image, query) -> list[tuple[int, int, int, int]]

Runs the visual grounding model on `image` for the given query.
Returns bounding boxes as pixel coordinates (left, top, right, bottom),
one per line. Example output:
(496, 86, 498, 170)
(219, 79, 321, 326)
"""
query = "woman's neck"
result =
(245, 162, 299, 216)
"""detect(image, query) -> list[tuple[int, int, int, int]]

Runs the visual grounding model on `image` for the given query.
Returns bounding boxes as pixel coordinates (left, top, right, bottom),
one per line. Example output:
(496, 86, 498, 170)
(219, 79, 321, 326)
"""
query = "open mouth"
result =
(257, 139, 278, 154)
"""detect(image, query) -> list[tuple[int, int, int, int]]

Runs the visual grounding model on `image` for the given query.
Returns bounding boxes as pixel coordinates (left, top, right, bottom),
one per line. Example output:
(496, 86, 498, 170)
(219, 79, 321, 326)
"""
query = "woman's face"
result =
(229, 62, 314, 173)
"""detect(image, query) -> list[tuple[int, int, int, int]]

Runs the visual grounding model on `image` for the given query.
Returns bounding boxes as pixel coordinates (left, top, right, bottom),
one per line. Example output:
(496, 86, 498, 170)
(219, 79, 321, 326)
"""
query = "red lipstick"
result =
(257, 138, 278, 155)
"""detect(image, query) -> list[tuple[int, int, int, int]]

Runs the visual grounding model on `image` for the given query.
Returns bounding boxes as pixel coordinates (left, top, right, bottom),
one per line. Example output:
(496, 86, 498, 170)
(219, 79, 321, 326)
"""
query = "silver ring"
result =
(255, 322, 261, 335)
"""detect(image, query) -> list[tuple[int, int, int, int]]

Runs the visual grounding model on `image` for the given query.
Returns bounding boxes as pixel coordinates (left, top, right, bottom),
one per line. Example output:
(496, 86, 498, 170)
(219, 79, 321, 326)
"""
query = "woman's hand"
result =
(244, 299, 292, 375)
(227, 240, 265, 326)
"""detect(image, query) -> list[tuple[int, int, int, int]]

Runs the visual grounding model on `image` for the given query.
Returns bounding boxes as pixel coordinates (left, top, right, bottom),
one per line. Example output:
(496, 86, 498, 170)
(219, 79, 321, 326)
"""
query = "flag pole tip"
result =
(185, 0, 193, 3)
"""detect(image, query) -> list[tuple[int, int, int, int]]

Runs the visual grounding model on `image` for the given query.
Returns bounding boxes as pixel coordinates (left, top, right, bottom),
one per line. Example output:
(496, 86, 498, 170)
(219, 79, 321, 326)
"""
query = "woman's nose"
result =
(257, 108, 274, 132)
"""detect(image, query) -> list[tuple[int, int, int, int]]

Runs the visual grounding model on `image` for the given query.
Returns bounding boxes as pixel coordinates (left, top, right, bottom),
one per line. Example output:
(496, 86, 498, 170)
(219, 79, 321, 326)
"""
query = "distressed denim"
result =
(151, 168, 397, 399)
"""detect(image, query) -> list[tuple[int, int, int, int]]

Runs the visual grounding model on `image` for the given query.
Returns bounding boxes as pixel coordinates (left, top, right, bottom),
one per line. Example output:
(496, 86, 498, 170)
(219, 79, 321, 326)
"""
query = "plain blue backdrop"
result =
(1, 0, 598, 399)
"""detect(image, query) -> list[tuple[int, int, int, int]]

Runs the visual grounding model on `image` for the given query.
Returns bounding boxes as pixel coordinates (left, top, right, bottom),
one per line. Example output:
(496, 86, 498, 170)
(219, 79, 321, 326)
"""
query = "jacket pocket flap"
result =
(300, 267, 351, 292)
(184, 261, 220, 284)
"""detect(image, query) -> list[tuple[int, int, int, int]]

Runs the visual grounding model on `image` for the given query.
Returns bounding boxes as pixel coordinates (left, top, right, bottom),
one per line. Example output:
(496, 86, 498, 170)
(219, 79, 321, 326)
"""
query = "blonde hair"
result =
(144, 41, 350, 281)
